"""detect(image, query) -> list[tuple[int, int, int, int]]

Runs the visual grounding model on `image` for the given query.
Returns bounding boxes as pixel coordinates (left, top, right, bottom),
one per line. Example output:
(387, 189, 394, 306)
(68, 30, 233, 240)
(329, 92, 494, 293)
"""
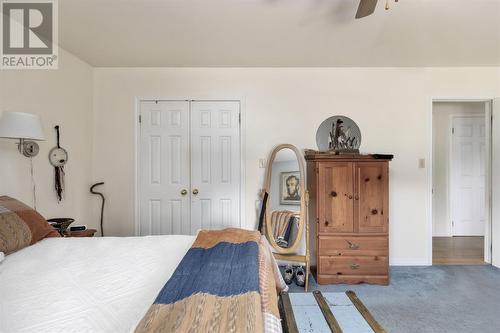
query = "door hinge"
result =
(452, 220, 454, 227)
(139, 115, 142, 124)
(452, 127, 455, 134)
(238, 113, 241, 124)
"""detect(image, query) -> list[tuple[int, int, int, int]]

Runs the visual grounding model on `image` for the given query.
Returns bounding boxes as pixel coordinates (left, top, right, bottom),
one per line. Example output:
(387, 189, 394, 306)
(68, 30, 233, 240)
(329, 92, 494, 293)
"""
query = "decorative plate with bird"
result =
(316, 115, 362, 152)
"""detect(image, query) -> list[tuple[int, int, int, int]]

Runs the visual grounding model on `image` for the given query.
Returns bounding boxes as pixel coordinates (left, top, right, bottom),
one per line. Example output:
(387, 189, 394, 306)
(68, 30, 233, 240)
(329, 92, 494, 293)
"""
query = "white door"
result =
(492, 98, 500, 267)
(190, 101, 241, 233)
(138, 100, 241, 236)
(451, 116, 485, 236)
(139, 101, 191, 235)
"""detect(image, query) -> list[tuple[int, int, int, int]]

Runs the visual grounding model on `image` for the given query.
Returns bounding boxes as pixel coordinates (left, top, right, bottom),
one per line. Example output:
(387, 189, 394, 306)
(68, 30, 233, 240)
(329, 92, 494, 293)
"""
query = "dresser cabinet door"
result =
(355, 162, 388, 233)
(318, 162, 354, 233)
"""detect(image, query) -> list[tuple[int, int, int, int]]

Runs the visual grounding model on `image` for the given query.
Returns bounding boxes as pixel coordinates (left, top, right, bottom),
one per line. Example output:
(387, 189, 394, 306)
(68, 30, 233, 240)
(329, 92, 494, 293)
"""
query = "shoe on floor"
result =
(295, 266, 305, 287)
(284, 264, 294, 285)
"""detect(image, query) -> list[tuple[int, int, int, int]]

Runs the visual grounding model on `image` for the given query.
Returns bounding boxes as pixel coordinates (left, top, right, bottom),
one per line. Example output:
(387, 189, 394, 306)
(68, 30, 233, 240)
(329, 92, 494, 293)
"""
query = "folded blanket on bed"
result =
(135, 228, 284, 333)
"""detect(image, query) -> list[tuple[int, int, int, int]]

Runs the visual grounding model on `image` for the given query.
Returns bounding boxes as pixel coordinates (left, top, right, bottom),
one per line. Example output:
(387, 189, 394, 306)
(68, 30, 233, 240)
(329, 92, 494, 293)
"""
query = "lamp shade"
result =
(0, 112, 45, 140)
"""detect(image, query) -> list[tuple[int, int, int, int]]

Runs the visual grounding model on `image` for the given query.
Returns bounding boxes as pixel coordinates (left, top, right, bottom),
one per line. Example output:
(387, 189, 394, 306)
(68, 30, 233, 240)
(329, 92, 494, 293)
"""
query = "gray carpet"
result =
(287, 265, 500, 333)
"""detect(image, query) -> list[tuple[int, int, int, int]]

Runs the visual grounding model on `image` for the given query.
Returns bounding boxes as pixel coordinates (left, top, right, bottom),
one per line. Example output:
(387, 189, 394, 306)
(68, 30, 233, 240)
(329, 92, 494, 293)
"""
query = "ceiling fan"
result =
(355, 0, 398, 19)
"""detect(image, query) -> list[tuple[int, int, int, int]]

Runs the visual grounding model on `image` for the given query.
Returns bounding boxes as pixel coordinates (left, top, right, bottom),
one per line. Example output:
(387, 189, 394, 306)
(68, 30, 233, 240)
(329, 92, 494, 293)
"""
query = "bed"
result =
(1, 197, 286, 333)
(0, 235, 196, 332)
(1, 231, 287, 333)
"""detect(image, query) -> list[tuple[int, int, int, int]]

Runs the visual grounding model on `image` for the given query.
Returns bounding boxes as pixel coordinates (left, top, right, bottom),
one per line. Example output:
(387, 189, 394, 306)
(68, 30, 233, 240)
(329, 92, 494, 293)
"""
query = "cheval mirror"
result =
(262, 144, 310, 291)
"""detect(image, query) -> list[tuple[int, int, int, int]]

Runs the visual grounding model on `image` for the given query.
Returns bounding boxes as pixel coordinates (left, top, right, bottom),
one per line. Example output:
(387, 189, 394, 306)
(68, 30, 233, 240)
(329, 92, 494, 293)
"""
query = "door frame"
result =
(134, 97, 247, 236)
(449, 114, 486, 236)
(429, 98, 493, 265)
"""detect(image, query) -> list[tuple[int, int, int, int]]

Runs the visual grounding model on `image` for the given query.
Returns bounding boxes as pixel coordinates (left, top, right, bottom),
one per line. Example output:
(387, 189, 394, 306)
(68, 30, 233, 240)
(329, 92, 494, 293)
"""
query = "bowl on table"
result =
(47, 218, 75, 235)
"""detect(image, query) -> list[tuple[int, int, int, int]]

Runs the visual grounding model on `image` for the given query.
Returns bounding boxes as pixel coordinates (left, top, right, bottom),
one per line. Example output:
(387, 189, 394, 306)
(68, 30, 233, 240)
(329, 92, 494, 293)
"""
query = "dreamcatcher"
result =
(49, 125, 68, 201)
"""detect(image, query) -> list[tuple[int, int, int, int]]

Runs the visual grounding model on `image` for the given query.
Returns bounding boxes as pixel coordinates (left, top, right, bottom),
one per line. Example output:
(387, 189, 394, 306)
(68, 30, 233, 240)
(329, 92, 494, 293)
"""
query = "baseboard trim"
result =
(390, 259, 431, 266)
(432, 233, 453, 238)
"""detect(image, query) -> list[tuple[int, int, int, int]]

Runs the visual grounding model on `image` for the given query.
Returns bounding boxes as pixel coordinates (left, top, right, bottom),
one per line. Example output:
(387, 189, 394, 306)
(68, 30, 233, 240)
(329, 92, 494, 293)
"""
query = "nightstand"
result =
(64, 229, 97, 237)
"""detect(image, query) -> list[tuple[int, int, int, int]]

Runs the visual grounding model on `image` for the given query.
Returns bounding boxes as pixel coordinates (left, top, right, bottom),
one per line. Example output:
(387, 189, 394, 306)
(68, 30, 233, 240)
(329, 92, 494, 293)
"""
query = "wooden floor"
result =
(433, 236, 485, 265)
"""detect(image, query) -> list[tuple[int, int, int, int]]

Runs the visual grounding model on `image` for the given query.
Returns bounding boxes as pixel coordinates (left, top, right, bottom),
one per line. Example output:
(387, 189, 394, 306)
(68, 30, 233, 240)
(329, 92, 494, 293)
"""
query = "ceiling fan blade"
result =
(355, 0, 378, 19)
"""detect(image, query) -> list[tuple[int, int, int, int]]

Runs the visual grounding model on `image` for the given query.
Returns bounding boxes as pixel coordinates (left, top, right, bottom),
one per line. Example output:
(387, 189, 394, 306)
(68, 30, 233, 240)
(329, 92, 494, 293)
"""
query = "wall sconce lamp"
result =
(0, 112, 45, 157)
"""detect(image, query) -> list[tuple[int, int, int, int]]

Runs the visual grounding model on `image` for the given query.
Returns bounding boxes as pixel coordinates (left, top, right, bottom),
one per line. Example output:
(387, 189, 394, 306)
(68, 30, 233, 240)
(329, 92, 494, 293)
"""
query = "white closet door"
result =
(139, 101, 190, 235)
(451, 116, 485, 236)
(190, 101, 241, 233)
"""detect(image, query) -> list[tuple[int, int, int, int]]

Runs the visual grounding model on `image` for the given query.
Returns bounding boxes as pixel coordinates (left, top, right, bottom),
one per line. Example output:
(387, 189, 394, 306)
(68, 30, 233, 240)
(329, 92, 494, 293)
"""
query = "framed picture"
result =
(280, 171, 301, 205)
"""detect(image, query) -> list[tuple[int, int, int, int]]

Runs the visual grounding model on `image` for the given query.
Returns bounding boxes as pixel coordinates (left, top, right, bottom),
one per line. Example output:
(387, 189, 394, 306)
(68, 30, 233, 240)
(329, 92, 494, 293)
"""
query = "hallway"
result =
(433, 236, 485, 265)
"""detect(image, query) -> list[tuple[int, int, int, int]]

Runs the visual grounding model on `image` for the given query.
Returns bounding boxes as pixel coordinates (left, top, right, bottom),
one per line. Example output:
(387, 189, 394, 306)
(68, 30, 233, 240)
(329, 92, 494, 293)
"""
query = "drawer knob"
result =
(331, 191, 337, 197)
(354, 195, 359, 200)
(350, 263, 360, 270)
(348, 194, 353, 199)
(347, 241, 359, 250)
(371, 209, 378, 215)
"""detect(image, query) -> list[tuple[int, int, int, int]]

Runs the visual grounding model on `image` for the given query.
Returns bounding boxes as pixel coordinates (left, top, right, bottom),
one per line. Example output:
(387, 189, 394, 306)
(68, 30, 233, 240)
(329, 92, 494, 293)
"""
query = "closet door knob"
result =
(354, 195, 359, 200)
(180, 189, 188, 196)
(348, 195, 353, 199)
(192, 189, 199, 195)
(331, 191, 337, 197)
(325, 221, 329, 226)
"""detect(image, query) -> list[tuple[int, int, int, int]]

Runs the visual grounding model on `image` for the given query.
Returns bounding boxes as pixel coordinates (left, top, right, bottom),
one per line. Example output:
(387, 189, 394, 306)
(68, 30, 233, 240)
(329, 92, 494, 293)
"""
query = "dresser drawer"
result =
(319, 256, 388, 276)
(318, 235, 387, 256)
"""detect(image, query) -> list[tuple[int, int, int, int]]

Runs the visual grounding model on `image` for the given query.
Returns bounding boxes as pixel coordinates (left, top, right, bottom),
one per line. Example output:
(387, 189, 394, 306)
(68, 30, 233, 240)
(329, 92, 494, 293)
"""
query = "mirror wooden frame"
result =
(262, 144, 310, 290)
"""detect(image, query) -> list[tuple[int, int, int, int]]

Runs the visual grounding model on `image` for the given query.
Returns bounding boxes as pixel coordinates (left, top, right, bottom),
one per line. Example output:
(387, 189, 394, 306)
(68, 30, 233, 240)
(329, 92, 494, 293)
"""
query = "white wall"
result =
(92, 67, 500, 265)
(0, 48, 498, 267)
(492, 98, 500, 268)
(432, 102, 485, 237)
(0, 48, 95, 229)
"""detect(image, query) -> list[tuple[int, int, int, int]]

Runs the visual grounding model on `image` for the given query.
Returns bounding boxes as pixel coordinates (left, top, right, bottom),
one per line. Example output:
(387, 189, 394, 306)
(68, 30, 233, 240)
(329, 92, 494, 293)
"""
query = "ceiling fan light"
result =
(355, 0, 378, 19)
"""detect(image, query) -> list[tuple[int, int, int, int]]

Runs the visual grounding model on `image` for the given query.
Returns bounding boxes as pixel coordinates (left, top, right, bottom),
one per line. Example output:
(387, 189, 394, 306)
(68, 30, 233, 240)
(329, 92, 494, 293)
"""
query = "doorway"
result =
(432, 101, 491, 265)
(136, 99, 242, 236)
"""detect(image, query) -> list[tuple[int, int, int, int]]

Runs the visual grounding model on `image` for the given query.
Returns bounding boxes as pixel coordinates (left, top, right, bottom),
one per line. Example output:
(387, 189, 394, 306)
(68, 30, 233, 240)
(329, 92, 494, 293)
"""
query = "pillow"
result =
(0, 196, 60, 255)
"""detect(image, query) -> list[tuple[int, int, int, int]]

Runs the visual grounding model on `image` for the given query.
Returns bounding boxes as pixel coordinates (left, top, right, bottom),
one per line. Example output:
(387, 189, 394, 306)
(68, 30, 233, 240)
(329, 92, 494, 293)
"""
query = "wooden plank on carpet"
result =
(313, 290, 343, 333)
(280, 291, 299, 333)
(345, 290, 385, 333)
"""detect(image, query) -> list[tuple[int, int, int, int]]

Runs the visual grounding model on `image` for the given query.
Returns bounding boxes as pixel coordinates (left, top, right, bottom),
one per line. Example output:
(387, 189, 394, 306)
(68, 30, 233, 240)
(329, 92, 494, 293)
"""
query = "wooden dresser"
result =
(306, 153, 392, 285)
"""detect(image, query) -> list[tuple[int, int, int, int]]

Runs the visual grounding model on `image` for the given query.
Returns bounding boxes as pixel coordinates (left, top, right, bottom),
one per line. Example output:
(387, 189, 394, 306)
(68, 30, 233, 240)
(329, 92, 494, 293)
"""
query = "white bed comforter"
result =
(0, 235, 195, 333)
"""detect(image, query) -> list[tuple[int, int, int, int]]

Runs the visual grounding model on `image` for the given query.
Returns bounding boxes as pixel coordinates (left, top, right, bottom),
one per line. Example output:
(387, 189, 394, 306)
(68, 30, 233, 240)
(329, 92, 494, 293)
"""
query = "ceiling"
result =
(58, 0, 500, 67)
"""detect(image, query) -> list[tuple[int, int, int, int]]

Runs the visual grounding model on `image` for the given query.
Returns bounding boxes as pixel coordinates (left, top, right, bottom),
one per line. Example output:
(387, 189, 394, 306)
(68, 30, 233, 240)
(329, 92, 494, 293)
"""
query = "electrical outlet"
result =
(259, 158, 266, 168)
